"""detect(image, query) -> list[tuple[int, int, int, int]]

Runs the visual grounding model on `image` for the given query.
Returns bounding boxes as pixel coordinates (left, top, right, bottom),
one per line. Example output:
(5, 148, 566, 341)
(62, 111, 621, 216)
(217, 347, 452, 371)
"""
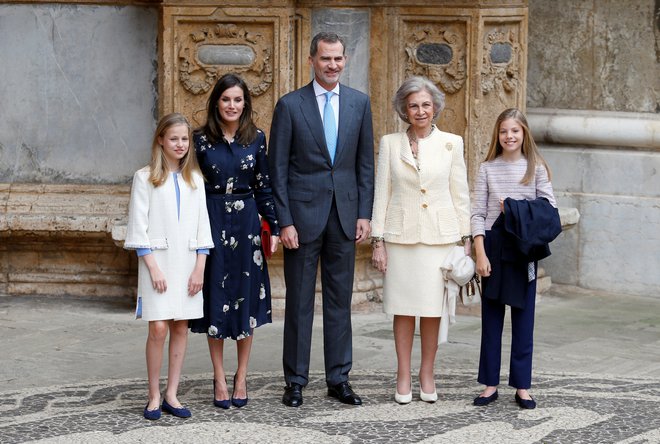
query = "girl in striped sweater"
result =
(471, 108, 556, 410)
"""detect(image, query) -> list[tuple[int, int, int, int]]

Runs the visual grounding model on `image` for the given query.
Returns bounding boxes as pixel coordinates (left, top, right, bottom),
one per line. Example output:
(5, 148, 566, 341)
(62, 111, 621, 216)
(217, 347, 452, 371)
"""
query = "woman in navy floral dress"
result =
(190, 73, 280, 409)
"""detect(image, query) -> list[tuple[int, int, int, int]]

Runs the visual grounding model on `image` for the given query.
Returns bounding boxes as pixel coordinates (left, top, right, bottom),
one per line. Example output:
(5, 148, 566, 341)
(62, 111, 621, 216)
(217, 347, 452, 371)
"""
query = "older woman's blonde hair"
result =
(392, 76, 445, 123)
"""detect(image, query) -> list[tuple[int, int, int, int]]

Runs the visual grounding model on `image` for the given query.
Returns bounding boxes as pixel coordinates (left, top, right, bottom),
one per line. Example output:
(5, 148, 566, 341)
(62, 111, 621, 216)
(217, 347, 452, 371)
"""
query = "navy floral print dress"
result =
(189, 129, 279, 340)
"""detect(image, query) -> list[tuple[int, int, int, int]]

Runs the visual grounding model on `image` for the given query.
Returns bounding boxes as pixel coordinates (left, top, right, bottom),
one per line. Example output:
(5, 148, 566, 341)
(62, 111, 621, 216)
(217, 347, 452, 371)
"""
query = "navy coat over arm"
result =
(483, 197, 562, 309)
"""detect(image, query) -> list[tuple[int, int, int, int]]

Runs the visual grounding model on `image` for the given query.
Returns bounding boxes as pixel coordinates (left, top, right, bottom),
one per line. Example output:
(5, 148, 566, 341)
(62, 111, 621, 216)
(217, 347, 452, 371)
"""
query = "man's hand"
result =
(355, 219, 371, 244)
(280, 225, 299, 249)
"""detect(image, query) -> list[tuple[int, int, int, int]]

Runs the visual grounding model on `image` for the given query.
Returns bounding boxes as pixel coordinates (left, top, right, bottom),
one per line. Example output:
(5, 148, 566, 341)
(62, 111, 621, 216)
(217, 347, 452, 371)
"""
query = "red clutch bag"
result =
(261, 219, 272, 260)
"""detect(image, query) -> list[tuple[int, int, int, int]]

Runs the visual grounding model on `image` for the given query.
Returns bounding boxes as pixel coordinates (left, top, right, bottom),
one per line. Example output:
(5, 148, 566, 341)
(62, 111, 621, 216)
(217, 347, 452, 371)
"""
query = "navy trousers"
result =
(282, 201, 355, 387)
(478, 274, 537, 389)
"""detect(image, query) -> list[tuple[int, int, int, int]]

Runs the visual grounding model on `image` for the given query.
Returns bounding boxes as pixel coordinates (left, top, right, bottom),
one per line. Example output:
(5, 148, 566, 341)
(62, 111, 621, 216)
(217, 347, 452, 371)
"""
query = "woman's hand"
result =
(143, 254, 167, 293)
(464, 238, 472, 256)
(371, 242, 387, 273)
(473, 235, 490, 277)
(188, 267, 204, 296)
(270, 235, 280, 255)
(476, 253, 491, 277)
(188, 254, 207, 296)
(149, 267, 167, 293)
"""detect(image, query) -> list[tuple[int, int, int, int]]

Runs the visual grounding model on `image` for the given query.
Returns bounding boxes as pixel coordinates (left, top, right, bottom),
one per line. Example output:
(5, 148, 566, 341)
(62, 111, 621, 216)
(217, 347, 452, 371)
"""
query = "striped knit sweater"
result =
(470, 156, 556, 237)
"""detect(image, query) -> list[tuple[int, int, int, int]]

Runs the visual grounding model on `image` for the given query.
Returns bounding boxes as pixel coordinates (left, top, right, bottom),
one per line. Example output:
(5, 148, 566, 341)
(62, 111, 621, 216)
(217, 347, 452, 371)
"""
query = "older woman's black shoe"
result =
(473, 390, 498, 406)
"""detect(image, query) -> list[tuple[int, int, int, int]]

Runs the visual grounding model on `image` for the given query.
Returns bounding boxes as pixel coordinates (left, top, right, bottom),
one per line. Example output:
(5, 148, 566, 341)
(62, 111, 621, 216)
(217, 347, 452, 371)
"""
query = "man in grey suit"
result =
(268, 32, 374, 407)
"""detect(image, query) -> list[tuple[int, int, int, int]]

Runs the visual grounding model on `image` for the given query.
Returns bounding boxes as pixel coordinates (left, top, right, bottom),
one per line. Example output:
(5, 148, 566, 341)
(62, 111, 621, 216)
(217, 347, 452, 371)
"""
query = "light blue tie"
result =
(323, 91, 337, 163)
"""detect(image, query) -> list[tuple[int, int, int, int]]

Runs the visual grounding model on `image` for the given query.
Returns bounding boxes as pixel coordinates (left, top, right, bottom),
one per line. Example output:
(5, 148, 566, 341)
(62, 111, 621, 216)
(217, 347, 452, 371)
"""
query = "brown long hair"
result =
(196, 73, 257, 145)
(149, 113, 199, 188)
(484, 108, 551, 185)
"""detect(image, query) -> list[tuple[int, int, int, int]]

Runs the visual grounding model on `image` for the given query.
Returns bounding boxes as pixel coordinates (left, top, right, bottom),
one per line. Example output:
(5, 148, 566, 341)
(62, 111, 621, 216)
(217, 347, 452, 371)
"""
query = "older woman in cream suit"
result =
(371, 76, 471, 404)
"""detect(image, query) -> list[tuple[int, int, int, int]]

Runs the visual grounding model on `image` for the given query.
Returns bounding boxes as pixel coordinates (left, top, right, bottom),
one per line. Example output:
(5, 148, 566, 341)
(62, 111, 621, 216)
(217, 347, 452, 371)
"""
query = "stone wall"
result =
(0, 4, 157, 298)
(311, 8, 370, 94)
(527, 0, 660, 296)
(0, 4, 158, 184)
(528, 0, 658, 112)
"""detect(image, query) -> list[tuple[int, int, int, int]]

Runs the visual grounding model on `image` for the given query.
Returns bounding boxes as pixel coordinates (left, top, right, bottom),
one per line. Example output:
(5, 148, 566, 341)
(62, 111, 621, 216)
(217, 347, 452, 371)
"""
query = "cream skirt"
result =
(383, 242, 454, 317)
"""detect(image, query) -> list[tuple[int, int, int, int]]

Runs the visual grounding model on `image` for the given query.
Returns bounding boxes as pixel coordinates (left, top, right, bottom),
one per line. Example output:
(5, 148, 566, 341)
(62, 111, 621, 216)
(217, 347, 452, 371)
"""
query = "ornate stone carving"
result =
(178, 23, 273, 98)
(404, 24, 467, 94)
(481, 29, 521, 96)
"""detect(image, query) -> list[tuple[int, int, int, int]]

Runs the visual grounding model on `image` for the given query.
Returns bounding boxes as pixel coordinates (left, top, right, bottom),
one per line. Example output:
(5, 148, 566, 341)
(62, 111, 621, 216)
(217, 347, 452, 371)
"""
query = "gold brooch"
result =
(445, 142, 453, 151)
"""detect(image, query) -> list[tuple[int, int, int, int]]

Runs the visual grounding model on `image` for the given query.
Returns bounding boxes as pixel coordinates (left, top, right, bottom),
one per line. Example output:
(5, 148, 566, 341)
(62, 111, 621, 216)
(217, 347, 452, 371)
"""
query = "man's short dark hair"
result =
(310, 32, 346, 56)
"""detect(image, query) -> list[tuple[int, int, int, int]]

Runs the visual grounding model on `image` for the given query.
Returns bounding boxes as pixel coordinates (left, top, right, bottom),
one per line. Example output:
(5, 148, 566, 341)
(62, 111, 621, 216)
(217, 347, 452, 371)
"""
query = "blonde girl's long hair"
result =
(484, 108, 552, 185)
(149, 113, 200, 188)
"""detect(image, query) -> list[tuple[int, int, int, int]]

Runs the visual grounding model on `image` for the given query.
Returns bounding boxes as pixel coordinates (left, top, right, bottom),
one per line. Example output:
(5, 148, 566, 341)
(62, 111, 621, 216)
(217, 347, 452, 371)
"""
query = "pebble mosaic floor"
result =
(2, 370, 659, 444)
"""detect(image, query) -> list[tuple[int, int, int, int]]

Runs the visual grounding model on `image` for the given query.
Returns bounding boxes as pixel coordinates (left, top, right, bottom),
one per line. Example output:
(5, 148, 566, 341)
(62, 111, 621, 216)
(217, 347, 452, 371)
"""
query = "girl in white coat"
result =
(125, 113, 214, 420)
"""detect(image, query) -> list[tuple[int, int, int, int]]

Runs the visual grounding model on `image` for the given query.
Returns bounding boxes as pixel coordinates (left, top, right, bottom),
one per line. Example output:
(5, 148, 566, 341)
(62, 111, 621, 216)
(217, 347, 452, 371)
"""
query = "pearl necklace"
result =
(407, 125, 434, 158)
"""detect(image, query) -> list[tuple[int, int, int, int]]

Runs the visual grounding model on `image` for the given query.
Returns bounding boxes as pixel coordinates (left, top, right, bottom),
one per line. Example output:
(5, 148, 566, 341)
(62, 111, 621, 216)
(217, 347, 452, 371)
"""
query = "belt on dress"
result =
(206, 191, 254, 201)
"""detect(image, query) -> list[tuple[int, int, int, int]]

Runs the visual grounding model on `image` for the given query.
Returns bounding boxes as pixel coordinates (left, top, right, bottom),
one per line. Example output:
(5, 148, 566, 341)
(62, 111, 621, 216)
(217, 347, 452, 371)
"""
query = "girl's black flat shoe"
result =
(143, 403, 161, 420)
(162, 399, 191, 418)
(473, 390, 498, 406)
(515, 393, 536, 409)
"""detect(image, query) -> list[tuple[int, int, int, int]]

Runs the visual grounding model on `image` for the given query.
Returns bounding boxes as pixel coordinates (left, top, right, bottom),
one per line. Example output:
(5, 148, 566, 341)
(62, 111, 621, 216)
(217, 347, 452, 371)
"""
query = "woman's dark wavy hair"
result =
(197, 73, 257, 145)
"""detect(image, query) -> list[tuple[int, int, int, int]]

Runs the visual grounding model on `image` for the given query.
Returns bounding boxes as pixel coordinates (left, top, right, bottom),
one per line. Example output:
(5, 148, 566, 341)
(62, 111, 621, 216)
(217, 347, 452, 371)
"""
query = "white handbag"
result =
(440, 245, 481, 306)
(439, 246, 477, 342)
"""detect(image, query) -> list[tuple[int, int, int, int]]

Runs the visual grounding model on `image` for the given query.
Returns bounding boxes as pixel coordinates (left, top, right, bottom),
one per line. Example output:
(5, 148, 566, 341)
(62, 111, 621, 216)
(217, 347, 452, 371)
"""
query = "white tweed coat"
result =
(124, 166, 214, 321)
(371, 128, 471, 245)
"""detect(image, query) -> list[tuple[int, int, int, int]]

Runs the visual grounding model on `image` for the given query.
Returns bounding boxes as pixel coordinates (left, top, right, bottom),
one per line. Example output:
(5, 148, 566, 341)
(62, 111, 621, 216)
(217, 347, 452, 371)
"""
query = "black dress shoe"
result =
(282, 383, 303, 407)
(327, 382, 362, 405)
(515, 393, 536, 409)
(473, 390, 498, 406)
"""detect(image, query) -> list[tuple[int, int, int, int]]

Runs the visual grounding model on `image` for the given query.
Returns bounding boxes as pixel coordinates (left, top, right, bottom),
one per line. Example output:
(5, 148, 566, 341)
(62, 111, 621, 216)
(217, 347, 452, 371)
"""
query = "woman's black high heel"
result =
(231, 373, 248, 408)
(213, 379, 231, 409)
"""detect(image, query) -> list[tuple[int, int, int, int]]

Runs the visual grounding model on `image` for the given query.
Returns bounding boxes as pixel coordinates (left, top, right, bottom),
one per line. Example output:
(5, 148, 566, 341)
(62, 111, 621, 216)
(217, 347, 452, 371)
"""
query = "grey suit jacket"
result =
(268, 82, 374, 243)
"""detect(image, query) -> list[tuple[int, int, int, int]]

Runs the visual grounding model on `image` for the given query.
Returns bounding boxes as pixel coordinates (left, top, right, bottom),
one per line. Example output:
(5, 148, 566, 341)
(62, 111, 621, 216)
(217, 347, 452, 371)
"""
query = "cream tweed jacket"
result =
(371, 128, 471, 245)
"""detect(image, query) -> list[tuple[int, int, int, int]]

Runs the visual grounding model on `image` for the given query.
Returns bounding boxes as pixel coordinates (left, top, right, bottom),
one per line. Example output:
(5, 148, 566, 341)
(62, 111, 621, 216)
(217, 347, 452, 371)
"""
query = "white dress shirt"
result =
(313, 79, 339, 134)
